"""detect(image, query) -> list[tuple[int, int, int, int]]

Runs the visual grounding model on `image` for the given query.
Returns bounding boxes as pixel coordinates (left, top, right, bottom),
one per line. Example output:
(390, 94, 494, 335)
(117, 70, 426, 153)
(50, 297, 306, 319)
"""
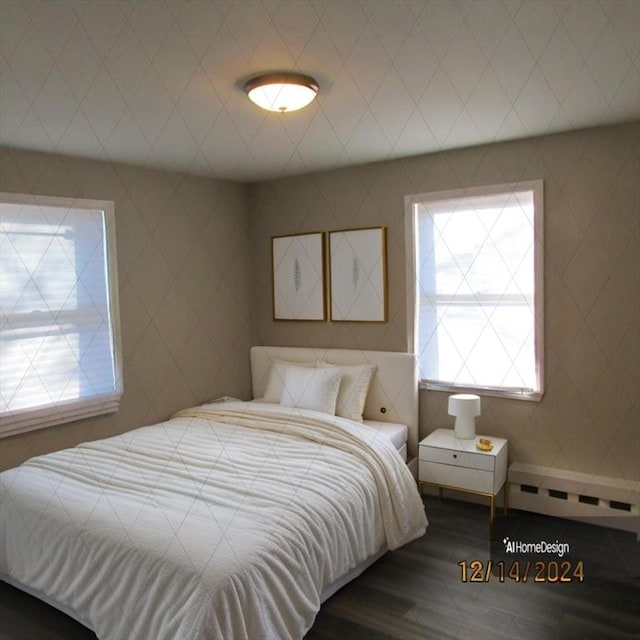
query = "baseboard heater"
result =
(508, 463, 639, 538)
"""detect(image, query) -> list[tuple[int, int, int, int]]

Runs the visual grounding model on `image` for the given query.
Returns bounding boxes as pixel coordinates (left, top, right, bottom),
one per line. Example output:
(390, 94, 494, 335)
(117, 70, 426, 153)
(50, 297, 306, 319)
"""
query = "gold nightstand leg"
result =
(489, 495, 495, 538)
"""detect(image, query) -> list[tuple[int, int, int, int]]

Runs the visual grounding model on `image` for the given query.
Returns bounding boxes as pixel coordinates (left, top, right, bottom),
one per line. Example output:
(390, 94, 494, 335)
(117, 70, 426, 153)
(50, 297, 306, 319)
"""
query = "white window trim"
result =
(0, 192, 123, 437)
(405, 180, 544, 401)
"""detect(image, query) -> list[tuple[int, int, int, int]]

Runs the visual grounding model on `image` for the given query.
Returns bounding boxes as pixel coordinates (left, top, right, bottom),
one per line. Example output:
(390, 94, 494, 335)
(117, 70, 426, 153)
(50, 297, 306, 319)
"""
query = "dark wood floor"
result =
(1, 496, 638, 640)
(308, 497, 640, 640)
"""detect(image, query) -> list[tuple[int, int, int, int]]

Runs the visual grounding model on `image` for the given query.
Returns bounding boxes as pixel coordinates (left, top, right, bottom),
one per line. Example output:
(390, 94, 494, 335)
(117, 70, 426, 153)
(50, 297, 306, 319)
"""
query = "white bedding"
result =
(0, 402, 427, 640)
(362, 420, 408, 453)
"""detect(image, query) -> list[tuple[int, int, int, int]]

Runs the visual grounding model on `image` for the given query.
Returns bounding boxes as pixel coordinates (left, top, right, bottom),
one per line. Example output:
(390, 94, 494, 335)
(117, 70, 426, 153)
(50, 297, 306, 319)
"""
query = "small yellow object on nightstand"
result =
(476, 438, 494, 452)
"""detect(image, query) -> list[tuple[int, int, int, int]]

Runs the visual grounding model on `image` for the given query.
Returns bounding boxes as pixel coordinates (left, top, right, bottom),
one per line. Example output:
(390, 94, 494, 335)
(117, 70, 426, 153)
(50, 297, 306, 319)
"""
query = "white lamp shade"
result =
(245, 74, 319, 113)
(448, 394, 481, 439)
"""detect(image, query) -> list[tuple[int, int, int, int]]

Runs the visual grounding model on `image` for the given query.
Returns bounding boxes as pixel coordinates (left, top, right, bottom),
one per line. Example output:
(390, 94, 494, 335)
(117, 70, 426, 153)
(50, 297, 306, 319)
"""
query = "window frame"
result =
(405, 180, 544, 401)
(0, 191, 123, 437)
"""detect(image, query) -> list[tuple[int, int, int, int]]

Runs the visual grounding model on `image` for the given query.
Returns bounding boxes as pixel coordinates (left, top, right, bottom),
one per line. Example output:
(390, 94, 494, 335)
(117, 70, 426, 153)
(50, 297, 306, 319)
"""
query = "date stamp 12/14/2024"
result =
(458, 559, 585, 583)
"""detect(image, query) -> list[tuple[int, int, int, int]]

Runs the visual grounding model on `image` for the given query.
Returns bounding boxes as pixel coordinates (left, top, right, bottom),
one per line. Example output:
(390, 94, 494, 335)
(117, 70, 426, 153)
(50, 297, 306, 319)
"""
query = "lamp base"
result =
(454, 417, 476, 439)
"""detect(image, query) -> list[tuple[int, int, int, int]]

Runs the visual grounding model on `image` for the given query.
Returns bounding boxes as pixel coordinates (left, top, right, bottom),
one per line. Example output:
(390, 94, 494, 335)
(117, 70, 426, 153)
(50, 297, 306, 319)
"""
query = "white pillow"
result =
(317, 362, 376, 421)
(262, 359, 315, 403)
(280, 365, 343, 415)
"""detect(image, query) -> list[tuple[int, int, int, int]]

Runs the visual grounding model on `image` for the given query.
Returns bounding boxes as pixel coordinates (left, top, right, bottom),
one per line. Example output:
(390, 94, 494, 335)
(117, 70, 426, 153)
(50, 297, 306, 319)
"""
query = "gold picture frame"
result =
(328, 226, 387, 322)
(271, 231, 326, 321)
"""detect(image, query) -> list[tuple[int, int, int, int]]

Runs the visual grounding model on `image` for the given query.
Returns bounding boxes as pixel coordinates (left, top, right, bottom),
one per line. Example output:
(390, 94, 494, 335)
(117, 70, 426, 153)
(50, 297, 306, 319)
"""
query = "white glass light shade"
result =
(245, 73, 319, 113)
(448, 394, 481, 439)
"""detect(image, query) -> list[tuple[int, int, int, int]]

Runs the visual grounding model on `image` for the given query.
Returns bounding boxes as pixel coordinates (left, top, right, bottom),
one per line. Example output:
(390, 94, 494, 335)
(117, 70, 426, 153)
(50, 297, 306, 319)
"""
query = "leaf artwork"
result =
(293, 257, 302, 292)
(352, 256, 360, 290)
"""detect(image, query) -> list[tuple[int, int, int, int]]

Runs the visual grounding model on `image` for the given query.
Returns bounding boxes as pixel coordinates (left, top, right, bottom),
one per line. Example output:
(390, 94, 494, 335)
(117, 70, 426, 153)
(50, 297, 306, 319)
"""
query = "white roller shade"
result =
(0, 194, 122, 436)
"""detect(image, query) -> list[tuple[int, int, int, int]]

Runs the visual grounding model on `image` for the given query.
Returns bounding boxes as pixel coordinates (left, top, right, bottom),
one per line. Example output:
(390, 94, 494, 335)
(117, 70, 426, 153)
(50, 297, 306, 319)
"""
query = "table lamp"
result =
(448, 394, 481, 439)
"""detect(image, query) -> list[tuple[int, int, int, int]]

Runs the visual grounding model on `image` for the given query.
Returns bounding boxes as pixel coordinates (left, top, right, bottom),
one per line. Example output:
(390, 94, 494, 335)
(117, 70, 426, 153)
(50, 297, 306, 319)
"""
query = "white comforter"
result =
(0, 402, 427, 640)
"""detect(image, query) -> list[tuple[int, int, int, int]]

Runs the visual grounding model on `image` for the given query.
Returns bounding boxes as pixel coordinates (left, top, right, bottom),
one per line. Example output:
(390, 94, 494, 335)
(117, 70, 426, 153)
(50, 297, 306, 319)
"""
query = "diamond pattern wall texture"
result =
(251, 122, 639, 483)
(0, 3, 638, 638)
(0, 1, 638, 498)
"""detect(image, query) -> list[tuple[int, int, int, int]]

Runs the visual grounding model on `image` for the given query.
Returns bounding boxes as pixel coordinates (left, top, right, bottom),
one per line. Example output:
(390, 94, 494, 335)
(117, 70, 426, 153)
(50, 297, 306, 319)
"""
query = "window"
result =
(406, 180, 544, 400)
(0, 193, 122, 436)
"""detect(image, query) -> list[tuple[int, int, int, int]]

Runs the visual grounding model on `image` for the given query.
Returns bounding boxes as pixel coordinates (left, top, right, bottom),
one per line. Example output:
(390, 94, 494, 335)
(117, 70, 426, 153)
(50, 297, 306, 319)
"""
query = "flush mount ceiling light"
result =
(244, 73, 319, 113)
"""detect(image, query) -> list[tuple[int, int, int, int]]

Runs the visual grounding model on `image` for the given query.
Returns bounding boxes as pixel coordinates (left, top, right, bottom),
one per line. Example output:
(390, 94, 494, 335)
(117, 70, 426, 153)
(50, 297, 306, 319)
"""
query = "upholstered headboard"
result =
(250, 346, 419, 461)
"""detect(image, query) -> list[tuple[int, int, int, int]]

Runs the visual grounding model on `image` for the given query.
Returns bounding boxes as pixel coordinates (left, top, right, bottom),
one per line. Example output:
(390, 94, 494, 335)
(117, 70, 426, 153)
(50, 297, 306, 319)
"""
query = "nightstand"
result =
(419, 429, 508, 537)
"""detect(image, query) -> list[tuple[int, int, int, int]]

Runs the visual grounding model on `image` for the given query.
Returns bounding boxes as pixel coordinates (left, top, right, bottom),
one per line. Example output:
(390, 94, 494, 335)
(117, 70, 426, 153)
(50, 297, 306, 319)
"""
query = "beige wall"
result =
(2, 123, 638, 480)
(249, 122, 640, 481)
(0, 147, 255, 470)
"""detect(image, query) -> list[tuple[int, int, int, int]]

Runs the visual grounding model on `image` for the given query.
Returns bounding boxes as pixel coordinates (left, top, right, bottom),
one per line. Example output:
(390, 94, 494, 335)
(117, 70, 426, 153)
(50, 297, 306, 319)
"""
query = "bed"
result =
(0, 346, 427, 640)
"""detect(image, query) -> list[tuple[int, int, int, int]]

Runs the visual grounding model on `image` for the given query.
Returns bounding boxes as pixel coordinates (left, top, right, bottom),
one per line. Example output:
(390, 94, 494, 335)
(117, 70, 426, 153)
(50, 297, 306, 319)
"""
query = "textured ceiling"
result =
(0, 0, 638, 182)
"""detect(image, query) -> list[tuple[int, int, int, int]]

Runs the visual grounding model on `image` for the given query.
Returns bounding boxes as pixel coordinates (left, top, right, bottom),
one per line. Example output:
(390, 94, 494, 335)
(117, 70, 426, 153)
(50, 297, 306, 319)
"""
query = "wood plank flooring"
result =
(307, 497, 640, 640)
(1, 496, 638, 639)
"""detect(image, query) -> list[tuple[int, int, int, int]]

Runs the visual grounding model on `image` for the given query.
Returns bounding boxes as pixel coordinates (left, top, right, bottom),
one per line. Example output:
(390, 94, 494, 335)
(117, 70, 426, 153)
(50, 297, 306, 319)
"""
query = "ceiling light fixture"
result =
(244, 73, 319, 113)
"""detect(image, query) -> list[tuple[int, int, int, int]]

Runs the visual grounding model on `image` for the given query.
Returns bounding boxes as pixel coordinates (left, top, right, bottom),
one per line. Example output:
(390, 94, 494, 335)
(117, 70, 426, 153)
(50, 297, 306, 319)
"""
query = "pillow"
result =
(262, 359, 315, 403)
(280, 365, 343, 415)
(317, 362, 376, 421)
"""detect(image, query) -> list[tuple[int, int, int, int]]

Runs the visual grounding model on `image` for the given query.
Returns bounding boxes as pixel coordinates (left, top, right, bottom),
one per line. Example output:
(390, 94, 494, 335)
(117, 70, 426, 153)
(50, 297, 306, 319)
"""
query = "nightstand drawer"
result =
(419, 460, 497, 493)
(419, 446, 495, 472)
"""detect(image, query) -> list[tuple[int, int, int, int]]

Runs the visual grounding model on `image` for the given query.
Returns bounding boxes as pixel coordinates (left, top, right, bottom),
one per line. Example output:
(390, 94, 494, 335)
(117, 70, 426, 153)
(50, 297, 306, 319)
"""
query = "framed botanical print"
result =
(329, 226, 387, 322)
(271, 232, 326, 321)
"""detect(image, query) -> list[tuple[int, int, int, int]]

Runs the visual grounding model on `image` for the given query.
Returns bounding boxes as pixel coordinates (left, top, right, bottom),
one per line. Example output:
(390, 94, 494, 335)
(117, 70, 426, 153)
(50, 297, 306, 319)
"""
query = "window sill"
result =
(0, 395, 121, 438)
(419, 380, 543, 402)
